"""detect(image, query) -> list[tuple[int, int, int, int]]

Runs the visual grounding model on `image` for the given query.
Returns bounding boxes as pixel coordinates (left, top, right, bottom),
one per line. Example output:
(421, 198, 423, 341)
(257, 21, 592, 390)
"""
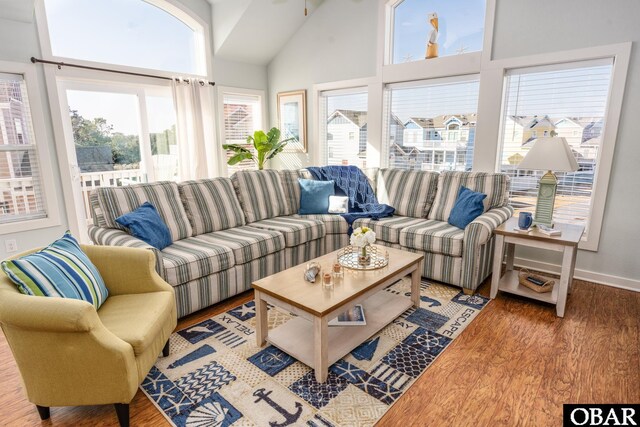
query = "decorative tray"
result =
(337, 245, 389, 270)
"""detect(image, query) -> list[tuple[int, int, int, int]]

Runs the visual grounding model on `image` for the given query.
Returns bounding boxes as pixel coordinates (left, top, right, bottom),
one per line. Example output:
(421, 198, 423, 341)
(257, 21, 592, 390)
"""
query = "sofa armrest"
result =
(88, 225, 164, 278)
(463, 205, 514, 247)
(82, 245, 174, 296)
(0, 291, 100, 333)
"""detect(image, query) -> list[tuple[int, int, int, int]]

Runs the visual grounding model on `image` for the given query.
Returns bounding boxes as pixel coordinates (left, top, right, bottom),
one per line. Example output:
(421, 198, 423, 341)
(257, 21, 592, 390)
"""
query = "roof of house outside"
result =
(328, 109, 368, 128)
(406, 114, 477, 129)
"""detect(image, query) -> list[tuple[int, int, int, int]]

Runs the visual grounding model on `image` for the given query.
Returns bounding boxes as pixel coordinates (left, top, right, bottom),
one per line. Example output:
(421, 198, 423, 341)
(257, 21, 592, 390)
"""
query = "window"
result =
(66, 85, 178, 220)
(384, 76, 479, 171)
(221, 92, 263, 175)
(319, 89, 368, 168)
(390, 0, 486, 64)
(43, 0, 205, 75)
(498, 59, 614, 232)
(0, 74, 47, 224)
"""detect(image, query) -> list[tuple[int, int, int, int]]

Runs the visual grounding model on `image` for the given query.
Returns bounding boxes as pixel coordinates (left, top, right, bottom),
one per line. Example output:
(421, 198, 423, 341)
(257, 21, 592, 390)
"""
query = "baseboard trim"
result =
(513, 256, 640, 293)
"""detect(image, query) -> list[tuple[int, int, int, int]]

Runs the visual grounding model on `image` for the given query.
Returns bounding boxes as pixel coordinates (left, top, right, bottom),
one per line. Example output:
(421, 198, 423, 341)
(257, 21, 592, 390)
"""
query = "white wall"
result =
(266, 0, 640, 288)
(267, 0, 378, 170)
(0, 0, 269, 259)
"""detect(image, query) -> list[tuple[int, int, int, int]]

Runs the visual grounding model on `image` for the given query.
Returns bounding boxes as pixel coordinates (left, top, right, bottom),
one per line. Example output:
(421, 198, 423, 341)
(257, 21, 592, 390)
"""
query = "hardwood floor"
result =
(0, 277, 638, 426)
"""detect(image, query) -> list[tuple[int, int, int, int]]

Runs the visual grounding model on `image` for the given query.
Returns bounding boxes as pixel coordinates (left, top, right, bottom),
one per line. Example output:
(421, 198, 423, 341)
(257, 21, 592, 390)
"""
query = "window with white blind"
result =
(0, 74, 47, 224)
(498, 59, 614, 231)
(319, 89, 368, 168)
(222, 91, 263, 175)
(383, 76, 479, 171)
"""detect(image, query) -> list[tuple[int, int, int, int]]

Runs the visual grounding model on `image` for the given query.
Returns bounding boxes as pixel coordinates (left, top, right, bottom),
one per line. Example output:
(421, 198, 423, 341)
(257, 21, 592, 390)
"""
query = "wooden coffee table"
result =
(252, 245, 423, 383)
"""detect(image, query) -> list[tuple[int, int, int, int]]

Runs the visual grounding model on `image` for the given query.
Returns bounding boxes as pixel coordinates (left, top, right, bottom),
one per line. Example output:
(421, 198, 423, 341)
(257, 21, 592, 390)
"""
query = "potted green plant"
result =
(223, 127, 293, 170)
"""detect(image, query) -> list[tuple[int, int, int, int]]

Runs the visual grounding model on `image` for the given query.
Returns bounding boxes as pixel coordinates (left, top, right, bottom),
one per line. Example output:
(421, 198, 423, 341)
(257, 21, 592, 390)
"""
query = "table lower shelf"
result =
(497, 270, 559, 304)
(267, 290, 412, 369)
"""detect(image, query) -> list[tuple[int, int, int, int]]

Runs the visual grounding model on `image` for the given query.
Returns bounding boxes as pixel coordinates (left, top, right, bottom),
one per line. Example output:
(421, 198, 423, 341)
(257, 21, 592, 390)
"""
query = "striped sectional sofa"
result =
(87, 168, 511, 318)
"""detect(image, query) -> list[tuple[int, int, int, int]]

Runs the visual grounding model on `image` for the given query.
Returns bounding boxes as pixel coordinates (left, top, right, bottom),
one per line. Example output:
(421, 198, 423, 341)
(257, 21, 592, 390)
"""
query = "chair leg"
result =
(114, 403, 129, 427)
(36, 405, 50, 420)
(162, 339, 170, 357)
(462, 287, 474, 295)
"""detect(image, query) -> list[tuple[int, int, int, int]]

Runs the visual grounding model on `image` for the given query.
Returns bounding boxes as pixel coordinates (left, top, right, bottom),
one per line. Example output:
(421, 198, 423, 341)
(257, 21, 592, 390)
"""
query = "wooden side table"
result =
(490, 217, 584, 317)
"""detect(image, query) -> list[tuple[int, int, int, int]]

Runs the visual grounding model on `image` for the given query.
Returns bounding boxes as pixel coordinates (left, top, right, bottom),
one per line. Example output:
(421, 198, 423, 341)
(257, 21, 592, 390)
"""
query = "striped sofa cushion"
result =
(352, 216, 426, 244)
(1, 233, 109, 309)
(89, 193, 107, 227)
(160, 237, 234, 286)
(399, 220, 465, 257)
(93, 181, 193, 242)
(428, 172, 510, 222)
(194, 226, 285, 265)
(179, 178, 246, 235)
(279, 169, 312, 214)
(376, 169, 439, 218)
(293, 214, 349, 234)
(248, 216, 325, 247)
(231, 170, 291, 223)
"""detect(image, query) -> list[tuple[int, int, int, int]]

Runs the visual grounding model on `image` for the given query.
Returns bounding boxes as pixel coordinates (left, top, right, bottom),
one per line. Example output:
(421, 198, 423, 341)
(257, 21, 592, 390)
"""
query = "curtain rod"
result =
(30, 57, 215, 86)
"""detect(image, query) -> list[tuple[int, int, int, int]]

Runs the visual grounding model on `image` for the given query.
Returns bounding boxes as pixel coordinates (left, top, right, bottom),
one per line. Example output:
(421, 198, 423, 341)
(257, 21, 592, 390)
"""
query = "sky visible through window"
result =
(393, 0, 485, 64)
(44, 0, 199, 75)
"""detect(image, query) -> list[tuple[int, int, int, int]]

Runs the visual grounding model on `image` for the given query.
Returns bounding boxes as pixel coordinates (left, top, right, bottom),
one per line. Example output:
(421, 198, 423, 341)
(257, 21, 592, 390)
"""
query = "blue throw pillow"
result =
(115, 202, 172, 250)
(1, 232, 109, 309)
(298, 179, 336, 214)
(448, 186, 487, 229)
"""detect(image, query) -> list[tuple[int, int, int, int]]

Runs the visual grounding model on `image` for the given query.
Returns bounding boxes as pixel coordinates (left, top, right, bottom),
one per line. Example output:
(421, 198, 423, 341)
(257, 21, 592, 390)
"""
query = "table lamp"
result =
(517, 136, 579, 227)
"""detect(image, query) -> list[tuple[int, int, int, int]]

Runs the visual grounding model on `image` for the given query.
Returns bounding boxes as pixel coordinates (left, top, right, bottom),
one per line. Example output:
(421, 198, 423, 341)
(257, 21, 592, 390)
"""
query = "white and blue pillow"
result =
(1, 232, 109, 309)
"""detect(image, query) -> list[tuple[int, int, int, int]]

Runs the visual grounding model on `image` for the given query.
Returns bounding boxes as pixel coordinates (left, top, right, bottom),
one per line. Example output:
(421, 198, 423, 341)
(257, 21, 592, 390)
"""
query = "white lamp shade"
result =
(518, 137, 579, 172)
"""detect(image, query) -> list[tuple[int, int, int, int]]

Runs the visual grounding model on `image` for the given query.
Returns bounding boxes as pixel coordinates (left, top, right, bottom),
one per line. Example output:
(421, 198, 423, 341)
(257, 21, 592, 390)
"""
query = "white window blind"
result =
(0, 74, 47, 224)
(498, 59, 614, 230)
(319, 89, 368, 168)
(223, 93, 262, 175)
(383, 76, 480, 171)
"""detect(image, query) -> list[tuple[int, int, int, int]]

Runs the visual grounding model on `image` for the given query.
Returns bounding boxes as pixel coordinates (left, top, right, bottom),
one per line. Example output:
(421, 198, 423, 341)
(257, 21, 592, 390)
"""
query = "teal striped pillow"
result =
(1, 233, 109, 309)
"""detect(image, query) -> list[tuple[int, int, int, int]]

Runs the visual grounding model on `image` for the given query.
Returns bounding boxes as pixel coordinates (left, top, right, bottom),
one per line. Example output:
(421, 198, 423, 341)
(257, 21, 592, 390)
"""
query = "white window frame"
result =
(0, 60, 61, 234)
(34, 0, 213, 241)
(479, 44, 632, 251)
(34, 0, 210, 79)
(313, 80, 375, 167)
(215, 86, 267, 177)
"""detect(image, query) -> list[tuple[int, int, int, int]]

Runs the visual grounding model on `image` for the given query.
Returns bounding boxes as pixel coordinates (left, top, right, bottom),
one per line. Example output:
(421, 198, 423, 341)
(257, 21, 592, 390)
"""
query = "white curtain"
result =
(171, 78, 220, 180)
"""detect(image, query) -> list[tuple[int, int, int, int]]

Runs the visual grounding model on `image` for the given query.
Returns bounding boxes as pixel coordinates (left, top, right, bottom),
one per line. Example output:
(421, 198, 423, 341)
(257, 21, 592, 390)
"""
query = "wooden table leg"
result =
(505, 242, 515, 271)
(567, 248, 578, 294)
(314, 316, 328, 383)
(490, 234, 505, 299)
(556, 246, 574, 317)
(255, 290, 268, 347)
(410, 264, 421, 308)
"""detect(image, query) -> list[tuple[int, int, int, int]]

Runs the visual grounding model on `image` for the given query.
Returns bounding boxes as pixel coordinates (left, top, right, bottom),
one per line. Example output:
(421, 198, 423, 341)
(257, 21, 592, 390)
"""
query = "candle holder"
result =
(322, 272, 333, 289)
(332, 261, 344, 281)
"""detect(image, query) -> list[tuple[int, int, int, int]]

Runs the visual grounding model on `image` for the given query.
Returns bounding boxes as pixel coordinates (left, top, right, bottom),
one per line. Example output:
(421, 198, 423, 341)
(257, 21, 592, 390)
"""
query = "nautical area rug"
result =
(141, 278, 489, 427)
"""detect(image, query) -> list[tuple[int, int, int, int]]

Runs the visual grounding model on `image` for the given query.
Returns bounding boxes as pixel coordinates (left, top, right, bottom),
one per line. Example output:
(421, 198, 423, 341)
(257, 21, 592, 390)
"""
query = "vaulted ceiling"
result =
(210, 0, 324, 65)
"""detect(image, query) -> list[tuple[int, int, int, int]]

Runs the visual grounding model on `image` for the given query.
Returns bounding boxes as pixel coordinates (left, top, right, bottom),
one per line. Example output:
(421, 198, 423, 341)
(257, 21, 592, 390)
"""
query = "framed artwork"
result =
(277, 90, 307, 153)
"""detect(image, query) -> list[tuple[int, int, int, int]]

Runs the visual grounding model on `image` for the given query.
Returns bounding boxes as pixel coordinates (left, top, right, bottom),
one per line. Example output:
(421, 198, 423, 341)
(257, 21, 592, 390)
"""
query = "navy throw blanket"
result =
(307, 165, 395, 232)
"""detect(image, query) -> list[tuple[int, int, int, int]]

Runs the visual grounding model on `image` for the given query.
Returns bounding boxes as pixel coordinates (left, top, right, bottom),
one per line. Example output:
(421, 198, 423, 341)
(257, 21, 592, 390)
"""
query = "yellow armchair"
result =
(0, 245, 177, 427)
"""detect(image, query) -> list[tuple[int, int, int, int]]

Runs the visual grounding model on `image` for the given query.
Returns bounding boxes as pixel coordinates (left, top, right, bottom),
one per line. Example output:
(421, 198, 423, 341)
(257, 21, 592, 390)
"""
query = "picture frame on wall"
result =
(277, 90, 307, 153)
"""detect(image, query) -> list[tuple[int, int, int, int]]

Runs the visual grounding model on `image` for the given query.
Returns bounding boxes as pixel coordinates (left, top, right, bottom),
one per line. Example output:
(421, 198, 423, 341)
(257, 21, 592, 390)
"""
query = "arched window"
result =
(42, 0, 206, 75)
(448, 123, 460, 130)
